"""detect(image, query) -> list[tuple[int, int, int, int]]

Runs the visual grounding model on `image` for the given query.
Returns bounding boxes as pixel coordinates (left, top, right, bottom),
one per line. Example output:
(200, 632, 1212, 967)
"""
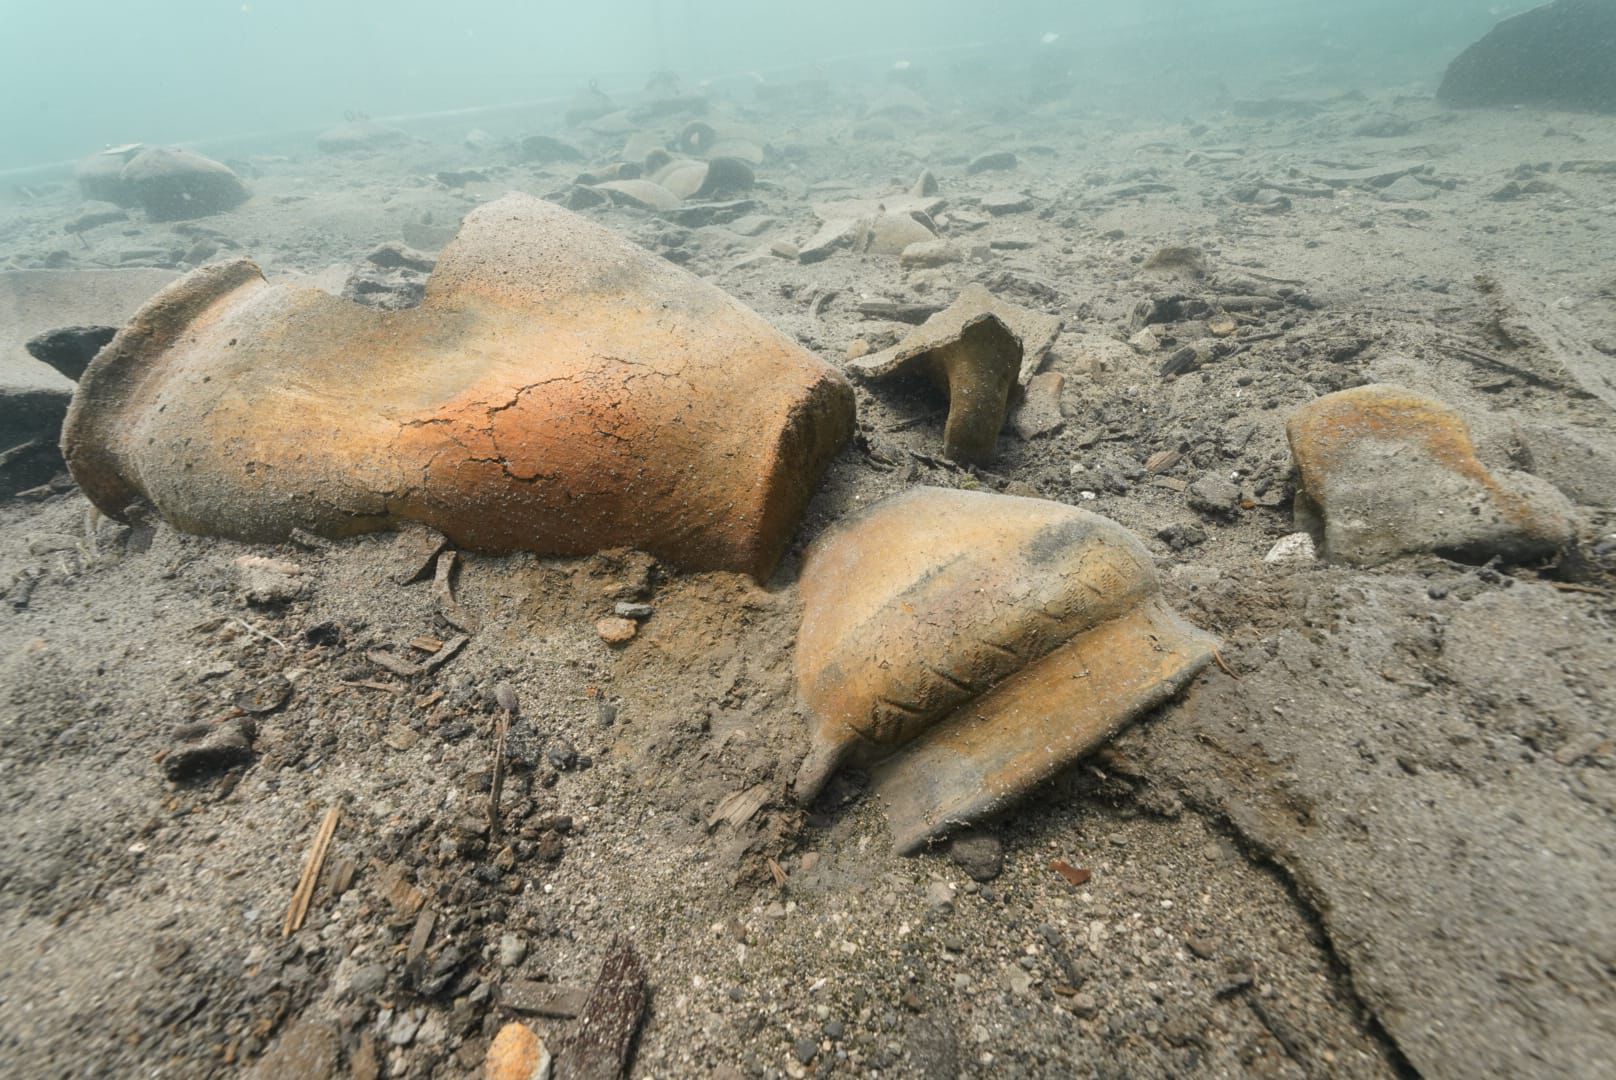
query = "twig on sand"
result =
(490, 684, 518, 841)
(232, 617, 289, 652)
(283, 806, 340, 936)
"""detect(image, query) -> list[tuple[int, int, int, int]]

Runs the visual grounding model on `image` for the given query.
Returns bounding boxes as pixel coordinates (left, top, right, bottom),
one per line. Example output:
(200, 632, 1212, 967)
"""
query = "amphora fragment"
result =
(794, 487, 1216, 851)
(62, 194, 854, 580)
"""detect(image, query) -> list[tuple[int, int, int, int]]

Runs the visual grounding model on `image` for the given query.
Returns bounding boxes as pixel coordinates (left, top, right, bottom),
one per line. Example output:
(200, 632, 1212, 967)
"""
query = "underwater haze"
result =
(1, 0, 1509, 171)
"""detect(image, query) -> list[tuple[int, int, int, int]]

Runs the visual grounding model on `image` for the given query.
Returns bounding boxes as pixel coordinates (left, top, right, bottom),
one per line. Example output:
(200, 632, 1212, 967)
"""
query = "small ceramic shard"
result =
(848, 285, 1063, 464)
(1286, 384, 1575, 565)
(794, 487, 1217, 852)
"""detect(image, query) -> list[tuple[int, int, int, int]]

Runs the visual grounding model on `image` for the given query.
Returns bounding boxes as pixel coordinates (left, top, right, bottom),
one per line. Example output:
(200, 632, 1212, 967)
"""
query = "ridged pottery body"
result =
(62, 193, 855, 580)
(795, 487, 1217, 851)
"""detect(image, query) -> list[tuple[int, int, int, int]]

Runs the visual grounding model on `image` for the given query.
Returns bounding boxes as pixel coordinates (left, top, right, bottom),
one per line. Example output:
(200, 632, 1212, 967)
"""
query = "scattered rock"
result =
(596, 617, 639, 646)
(1187, 474, 1240, 517)
(74, 146, 142, 205)
(899, 239, 961, 268)
(911, 170, 939, 197)
(25, 325, 117, 381)
(499, 933, 528, 968)
(980, 191, 1033, 215)
(925, 880, 956, 911)
(1288, 385, 1576, 564)
(614, 602, 654, 619)
(1439, 0, 1616, 114)
(120, 148, 248, 221)
(486, 1021, 551, 1080)
(247, 1019, 338, 1080)
(517, 135, 583, 163)
(948, 830, 1004, 881)
(234, 556, 307, 607)
(797, 218, 858, 263)
(1011, 371, 1065, 440)
(163, 717, 254, 781)
(1263, 533, 1317, 566)
(967, 151, 1018, 174)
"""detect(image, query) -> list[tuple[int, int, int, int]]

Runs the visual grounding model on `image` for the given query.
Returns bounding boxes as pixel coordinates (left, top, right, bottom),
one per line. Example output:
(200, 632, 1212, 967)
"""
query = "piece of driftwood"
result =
(553, 939, 648, 1080)
(282, 806, 340, 936)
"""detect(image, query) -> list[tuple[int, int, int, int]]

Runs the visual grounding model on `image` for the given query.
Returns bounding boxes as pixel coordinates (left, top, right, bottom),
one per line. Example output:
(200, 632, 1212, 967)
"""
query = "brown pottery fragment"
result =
(794, 487, 1217, 852)
(62, 194, 854, 580)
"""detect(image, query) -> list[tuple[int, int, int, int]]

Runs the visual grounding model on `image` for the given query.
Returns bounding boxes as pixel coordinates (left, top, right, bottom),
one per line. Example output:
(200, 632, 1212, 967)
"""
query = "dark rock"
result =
(1439, 0, 1616, 114)
(74, 146, 142, 206)
(1187, 474, 1240, 516)
(518, 134, 584, 164)
(793, 1037, 818, 1065)
(947, 829, 1004, 881)
(163, 718, 254, 781)
(25, 325, 116, 381)
(246, 1019, 338, 1080)
(120, 148, 248, 221)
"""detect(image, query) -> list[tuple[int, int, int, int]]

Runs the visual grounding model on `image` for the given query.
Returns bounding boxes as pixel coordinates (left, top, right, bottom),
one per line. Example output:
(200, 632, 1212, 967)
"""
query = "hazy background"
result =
(0, 0, 1516, 171)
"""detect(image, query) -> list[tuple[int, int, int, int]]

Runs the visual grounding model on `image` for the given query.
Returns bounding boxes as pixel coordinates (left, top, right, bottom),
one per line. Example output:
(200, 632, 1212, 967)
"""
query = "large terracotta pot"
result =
(62, 194, 855, 580)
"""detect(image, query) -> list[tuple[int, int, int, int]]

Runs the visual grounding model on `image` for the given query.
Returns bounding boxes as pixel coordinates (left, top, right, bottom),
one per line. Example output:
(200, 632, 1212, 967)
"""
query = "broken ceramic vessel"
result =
(62, 194, 854, 580)
(794, 487, 1217, 852)
(847, 285, 1063, 465)
(1287, 384, 1574, 565)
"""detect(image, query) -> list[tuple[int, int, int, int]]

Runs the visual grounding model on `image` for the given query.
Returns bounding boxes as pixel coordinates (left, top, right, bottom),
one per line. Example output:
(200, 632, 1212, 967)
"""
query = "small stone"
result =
(948, 829, 1004, 881)
(1263, 532, 1317, 565)
(595, 617, 638, 646)
(979, 191, 1033, 215)
(485, 1021, 551, 1080)
(344, 962, 389, 999)
(824, 1020, 845, 1040)
(967, 151, 1018, 174)
(613, 602, 654, 619)
(388, 1010, 421, 1047)
(120, 147, 249, 221)
(911, 170, 939, 197)
(234, 555, 306, 607)
(793, 1037, 818, 1065)
(1185, 936, 1217, 960)
(1187, 474, 1240, 516)
(246, 1020, 338, 1080)
(1010, 371, 1065, 440)
(798, 218, 857, 263)
(499, 933, 528, 967)
(1070, 992, 1099, 1018)
(899, 240, 961, 268)
(925, 881, 956, 911)
(163, 718, 254, 781)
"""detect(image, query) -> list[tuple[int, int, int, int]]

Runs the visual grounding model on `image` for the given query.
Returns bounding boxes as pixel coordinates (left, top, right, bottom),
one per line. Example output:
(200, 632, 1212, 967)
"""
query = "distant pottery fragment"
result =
(847, 284, 1062, 464)
(1287, 385, 1575, 565)
(794, 487, 1217, 852)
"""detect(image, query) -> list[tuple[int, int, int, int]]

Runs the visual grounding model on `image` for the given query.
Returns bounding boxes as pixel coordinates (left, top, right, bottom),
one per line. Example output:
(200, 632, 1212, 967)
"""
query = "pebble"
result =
(1263, 532, 1317, 565)
(925, 880, 956, 911)
(793, 1037, 818, 1065)
(1187, 474, 1240, 516)
(1070, 992, 1099, 1018)
(899, 240, 962, 268)
(614, 602, 654, 619)
(499, 933, 527, 967)
(344, 962, 389, 999)
(595, 617, 638, 645)
(980, 190, 1033, 214)
(948, 830, 1004, 881)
